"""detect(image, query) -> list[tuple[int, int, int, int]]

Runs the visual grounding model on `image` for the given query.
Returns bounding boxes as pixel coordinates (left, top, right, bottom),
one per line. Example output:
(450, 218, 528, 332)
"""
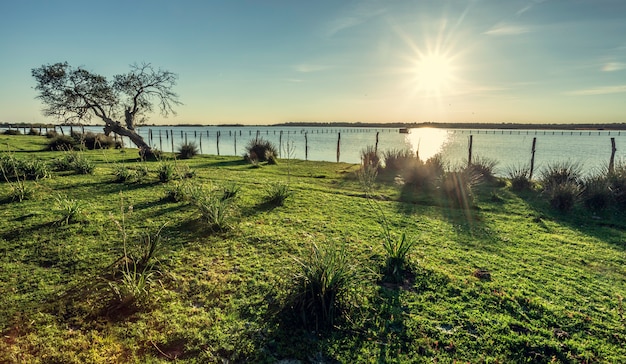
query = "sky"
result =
(1, 0, 625, 125)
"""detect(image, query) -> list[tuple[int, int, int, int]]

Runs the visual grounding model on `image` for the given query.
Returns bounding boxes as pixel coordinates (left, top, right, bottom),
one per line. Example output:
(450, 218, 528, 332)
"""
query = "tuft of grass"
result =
(188, 184, 236, 232)
(3, 129, 21, 135)
(112, 164, 148, 184)
(360, 145, 380, 170)
(245, 138, 277, 163)
(381, 232, 416, 283)
(545, 180, 582, 212)
(466, 156, 498, 184)
(53, 194, 86, 225)
(263, 182, 293, 207)
(507, 165, 533, 191)
(290, 242, 356, 330)
(177, 142, 199, 159)
(157, 162, 174, 183)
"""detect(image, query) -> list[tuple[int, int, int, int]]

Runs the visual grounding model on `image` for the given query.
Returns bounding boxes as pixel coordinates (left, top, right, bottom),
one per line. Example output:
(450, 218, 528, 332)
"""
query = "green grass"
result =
(0, 135, 625, 363)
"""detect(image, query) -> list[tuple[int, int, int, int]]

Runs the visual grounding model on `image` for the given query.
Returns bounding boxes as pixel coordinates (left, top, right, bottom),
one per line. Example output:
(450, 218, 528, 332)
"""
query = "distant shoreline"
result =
(2, 121, 626, 130)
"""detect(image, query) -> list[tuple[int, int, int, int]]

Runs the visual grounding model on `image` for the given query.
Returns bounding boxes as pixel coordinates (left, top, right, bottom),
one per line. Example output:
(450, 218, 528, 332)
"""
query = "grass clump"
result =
(507, 165, 533, 191)
(72, 131, 117, 150)
(466, 156, 498, 184)
(53, 194, 87, 225)
(0, 154, 50, 181)
(51, 152, 95, 175)
(263, 182, 293, 206)
(157, 161, 175, 183)
(113, 164, 148, 183)
(2, 129, 21, 135)
(360, 145, 380, 170)
(188, 183, 237, 232)
(245, 138, 277, 163)
(541, 162, 583, 212)
(289, 242, 356, 330)
(177, 142, 199, 159)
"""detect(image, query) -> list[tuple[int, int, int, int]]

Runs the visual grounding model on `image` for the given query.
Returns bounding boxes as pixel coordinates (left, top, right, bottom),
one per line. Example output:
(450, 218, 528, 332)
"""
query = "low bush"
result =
(177, 142, 199, 159)
(403, 154, 446, 190)
(582, 174, 612, 210)
(47, 135, 77, 151)
(2, 129, 21, 135)
(546, 180, 581, 212)
(53, 195, 86, 225)
(541, 161, 582, 189)
(507, 165, 533, 191)
(28, 128, 41, 136)
(466, 156, 498, 184)
(45, 130, 58, 138)
(381, 148, 415, 175)
(245, 138, 277, 163)
(74, 131, 116, 150)
(438, 169, 479, 208)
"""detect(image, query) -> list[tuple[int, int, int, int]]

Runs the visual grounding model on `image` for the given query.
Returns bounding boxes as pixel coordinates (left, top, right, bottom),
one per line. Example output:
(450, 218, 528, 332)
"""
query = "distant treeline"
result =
(3, 121, 626, 130)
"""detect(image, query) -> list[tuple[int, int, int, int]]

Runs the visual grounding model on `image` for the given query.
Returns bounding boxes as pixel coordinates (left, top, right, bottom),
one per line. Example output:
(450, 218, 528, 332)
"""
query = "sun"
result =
(414, 52, 454, 94)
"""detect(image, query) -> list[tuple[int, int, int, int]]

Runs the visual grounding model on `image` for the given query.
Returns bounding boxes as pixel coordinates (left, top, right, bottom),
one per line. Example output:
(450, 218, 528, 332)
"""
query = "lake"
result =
(69, 125, 626, 176)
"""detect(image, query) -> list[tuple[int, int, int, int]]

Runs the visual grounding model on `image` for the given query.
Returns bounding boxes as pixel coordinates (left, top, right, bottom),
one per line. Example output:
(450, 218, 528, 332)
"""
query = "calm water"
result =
(42, 125, 626, 176)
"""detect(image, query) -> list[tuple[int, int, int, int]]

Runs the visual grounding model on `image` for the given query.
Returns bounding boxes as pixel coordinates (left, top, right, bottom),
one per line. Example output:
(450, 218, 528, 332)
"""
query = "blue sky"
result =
(1, 0, 625, 125)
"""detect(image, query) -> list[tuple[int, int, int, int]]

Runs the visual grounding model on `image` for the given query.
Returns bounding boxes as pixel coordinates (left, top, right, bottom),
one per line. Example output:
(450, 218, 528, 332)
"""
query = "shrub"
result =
(607, 162, 626, 207)
(541, 161, 582, 190)
(360, 145, 380, 170)
(546, 180, 581, 212)
(438, 169, 479, 208)
(28, 128, 41, 136)
(45, 130, 58, 138)
(74, 131, 116, 150)
(403, 154, 446, 191)
(164, 181, 189, 202)
(582, 174, 612, 210)
(245, 138, 277, 163)
(177, 142, 199, 159)
(263, 182, 293, 207)
(466, 156, 498, 184)
(290, 243, 356, 330)
(3, 129, 21, 135)
(507, 165, 533, 191)
(221, 183, 240, 201)
(381, 148, 416, 175)
(47, 135, 77, 151)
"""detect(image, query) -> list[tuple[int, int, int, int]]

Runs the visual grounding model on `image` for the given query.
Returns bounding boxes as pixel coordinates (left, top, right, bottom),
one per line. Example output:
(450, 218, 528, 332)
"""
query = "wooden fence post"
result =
(234, 133, 237, 155)
(305, 132, 308, 161)
(529, 137, 537, 180)
(217, 131, 220, 155)
(467, 135, 473, 167)
(609, 137, 617, 174)
(336, 132, 341, 163)
(375, 131, 379, 153)
(199, 134, 203, 154)
(279, 130, 283, 158)
(159, 130, 162, 151)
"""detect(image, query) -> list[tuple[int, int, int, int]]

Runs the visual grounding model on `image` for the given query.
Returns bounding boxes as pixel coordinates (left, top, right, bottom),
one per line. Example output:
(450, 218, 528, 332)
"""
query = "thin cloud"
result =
(293, 64, 331, 73)
(323, 3, 386, 37)
(602, 62, 626, 72)
(568, 85, 626, 96)
(484, 23, 531, 36)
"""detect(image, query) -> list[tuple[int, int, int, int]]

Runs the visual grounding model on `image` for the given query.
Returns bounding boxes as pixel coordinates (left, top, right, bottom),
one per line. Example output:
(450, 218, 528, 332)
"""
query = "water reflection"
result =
(405, 127, 450, 160)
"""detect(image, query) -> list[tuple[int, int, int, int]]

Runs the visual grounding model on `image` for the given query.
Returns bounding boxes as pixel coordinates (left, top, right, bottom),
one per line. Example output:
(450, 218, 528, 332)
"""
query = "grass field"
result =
(1, 135, 625, 363)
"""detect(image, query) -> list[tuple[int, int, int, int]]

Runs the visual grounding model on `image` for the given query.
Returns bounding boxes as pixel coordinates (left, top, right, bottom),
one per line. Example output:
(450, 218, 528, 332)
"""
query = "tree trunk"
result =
(102, 117, 151, 155)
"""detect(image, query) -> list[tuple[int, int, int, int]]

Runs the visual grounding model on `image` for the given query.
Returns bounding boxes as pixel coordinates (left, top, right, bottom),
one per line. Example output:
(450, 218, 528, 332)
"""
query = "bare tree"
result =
(32, 62, 181, 156)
